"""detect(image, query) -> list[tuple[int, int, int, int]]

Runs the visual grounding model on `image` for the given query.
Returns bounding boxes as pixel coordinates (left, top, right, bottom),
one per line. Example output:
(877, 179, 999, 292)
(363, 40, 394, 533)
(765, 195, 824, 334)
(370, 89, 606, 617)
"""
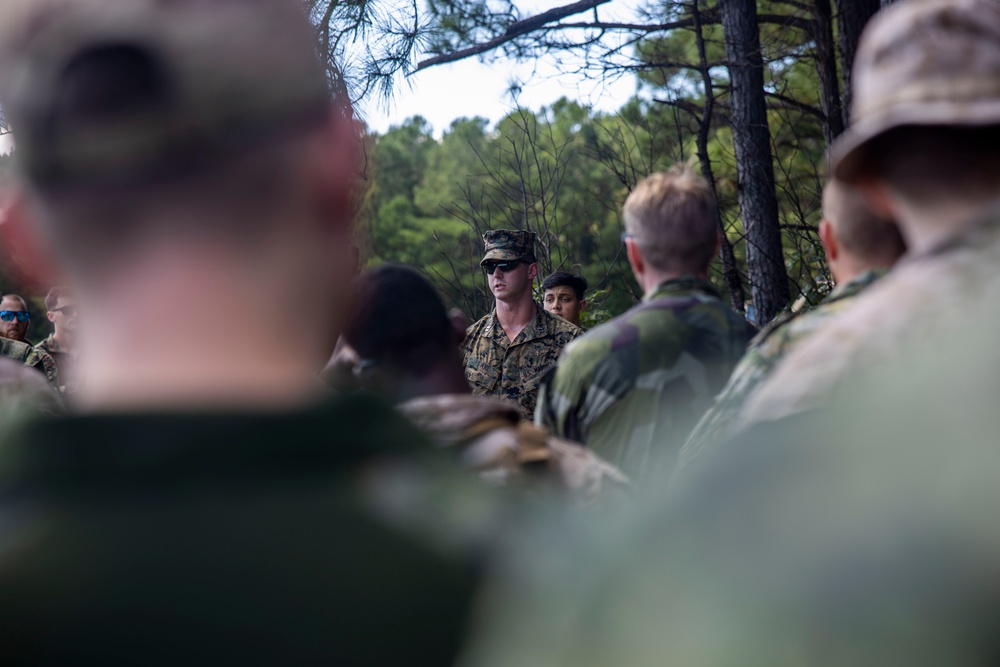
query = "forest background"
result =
(1, 0, 887, 331)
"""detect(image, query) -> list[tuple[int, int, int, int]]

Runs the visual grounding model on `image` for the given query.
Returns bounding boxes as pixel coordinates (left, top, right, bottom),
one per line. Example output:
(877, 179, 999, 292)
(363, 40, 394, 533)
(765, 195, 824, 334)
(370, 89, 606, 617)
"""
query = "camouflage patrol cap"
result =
(831, 0, 1000, 182)
(0, 0, 331, 188)
(480, 229, 537, 266)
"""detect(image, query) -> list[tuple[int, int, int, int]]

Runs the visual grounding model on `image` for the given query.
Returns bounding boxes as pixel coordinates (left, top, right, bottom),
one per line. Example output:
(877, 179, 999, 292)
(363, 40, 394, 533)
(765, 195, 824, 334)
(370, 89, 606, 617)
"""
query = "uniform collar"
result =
(643, 275, 721, 303)
(484, 302, 550, 346)
(827, 268, 888, 303)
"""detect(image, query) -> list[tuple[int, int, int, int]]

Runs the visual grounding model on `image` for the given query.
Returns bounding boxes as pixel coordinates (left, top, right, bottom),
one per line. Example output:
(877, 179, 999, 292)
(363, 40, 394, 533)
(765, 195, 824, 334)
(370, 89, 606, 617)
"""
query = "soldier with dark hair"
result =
(542, 271, 588, 327)
(0, 0, 482, 662)
(463, 230, 583, 420)
(536, 165, 755, 482)
(343, 264, 627, 503)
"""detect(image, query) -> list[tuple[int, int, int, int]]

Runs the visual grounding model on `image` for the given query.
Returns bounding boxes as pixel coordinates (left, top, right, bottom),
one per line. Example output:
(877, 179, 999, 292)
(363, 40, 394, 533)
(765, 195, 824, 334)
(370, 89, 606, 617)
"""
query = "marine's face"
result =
(47, 296, 79, 336)
(487, 260, 535, 303)
(0, 297, 30, 342)
(543, 286, 584, 326)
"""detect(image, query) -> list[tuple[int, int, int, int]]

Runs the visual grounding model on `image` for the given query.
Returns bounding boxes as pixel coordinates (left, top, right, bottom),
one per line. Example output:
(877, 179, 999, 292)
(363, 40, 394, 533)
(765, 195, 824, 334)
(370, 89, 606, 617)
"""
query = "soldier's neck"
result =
(894, 194, 1000, 256)
(52, 330, 75, 353)
(495, 296, 536, 342)
(73, 252, 334, 413)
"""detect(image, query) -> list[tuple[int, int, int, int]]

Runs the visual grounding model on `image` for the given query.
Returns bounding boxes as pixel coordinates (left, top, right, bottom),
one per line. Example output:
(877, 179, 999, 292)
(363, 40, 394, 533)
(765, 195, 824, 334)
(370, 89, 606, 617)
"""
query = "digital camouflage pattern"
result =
(480, 229, 537, 265)
(676, 268, 886, 472)
(35, 333, 79, 395)
(463, 305, 582, 421)
(399, 393, 629, 505)
(744, 208, 1000, 425)
(0, 336, 59, 391)
(535, 276, 755, 482)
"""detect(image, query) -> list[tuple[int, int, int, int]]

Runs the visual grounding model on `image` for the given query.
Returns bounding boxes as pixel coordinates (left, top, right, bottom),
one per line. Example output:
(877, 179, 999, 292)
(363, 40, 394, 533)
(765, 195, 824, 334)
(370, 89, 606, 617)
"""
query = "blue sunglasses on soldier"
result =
(0, 311, 30, 323)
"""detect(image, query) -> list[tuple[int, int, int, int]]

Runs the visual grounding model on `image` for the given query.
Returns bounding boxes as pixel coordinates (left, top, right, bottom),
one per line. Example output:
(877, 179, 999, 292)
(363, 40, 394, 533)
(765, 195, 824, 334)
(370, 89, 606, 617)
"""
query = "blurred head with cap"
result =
(830, 0, 1000, 253)
(0, 0, 361, 410)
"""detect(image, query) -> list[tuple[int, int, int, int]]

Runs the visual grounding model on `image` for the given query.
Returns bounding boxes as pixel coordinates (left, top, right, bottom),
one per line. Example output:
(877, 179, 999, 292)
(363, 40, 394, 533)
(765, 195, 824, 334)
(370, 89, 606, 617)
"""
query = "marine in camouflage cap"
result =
(340, 265, 624, 503)
(466, 229, 582, 420)
(480, 229, 537, 266)
(536, 166, 755, 483)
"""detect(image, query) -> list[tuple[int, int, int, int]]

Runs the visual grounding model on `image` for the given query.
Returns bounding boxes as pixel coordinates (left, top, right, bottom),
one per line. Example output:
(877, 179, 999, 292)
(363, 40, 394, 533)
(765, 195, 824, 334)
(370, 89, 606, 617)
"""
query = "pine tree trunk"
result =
(719, 0, 790, 324)
(693, 0, 746, 313)
(834, 0, 881, 125)
(813, 0, 845, 146)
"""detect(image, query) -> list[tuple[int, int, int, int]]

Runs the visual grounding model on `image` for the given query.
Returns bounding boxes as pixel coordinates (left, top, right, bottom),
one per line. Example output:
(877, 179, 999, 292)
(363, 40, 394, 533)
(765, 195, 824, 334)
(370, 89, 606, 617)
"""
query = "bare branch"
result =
(416, 0, 614, 70)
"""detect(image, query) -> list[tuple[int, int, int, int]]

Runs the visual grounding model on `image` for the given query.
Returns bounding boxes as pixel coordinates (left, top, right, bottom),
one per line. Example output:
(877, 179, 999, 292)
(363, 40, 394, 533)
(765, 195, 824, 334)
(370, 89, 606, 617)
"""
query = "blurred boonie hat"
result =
(831, 0, 1000, 182)
(480, 229, 537, 266)
(0, 0, 331, 188)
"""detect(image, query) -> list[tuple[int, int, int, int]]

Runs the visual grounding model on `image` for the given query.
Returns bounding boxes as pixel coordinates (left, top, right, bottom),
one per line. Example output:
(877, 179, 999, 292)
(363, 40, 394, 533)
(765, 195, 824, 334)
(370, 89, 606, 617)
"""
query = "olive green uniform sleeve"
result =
(537, 277, 754, 483)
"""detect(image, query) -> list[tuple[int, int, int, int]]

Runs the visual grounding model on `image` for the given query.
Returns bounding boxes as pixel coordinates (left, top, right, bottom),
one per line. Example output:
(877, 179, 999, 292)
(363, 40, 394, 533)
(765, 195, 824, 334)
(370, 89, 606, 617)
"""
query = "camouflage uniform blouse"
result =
(463, 304, 582, 420)
(0, 337, 60, 392)
(35, 334, 78, 395)
(535, 276, 755, 483)
(677, 269, 887, 474)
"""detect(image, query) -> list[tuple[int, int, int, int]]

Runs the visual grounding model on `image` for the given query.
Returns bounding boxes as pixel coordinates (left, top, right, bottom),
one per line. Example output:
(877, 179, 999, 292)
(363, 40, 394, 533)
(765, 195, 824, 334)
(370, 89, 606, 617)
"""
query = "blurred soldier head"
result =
(480, 230, 539, 305)
(0, 294, 31, 342)
(44, 286, 78, 342)
(542, 271, 587, 326)
(0, 0, 360, 410)
(831, 0, 1000, 254)
(818, 179, 907, 285)
(622, 165, 719, 294)
(343, 265, 468, 402)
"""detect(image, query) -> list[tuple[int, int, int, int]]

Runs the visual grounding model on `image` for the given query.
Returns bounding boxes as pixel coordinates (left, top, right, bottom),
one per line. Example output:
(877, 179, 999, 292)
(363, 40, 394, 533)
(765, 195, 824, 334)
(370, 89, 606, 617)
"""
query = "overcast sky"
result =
(357, 54, 637, 136)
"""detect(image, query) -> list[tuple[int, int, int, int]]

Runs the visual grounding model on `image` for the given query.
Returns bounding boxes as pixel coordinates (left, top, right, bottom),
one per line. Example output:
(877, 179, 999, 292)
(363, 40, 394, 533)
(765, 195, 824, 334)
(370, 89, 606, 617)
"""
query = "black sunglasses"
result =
(0, 311, 30, 323)
(51, 305, 77, 317)
(483, 260, 522, 275)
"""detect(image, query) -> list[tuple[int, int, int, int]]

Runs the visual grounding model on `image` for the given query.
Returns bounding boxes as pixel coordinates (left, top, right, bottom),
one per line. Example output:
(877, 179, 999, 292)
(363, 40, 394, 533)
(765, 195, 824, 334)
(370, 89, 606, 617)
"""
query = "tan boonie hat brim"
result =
(833, 87, 1000, 182)
(830, 0, 1000, 182)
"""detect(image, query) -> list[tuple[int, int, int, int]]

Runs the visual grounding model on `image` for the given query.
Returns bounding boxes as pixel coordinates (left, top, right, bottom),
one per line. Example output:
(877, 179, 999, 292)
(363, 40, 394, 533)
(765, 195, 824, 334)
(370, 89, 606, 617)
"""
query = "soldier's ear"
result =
(819, 218, 839, 261)
(626, 238, 644, 276)
(527, 262, 538, 281)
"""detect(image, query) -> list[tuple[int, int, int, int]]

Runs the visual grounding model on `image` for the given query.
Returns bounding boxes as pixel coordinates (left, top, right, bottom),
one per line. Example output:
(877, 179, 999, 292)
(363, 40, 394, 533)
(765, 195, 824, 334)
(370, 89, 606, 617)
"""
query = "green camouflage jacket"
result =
(0, 337, 60, 391)
(535, 276, 755, 482)
(677, 269, 886, 471)
(463, 304, 583, 420)
(35, 333, 79, 395)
